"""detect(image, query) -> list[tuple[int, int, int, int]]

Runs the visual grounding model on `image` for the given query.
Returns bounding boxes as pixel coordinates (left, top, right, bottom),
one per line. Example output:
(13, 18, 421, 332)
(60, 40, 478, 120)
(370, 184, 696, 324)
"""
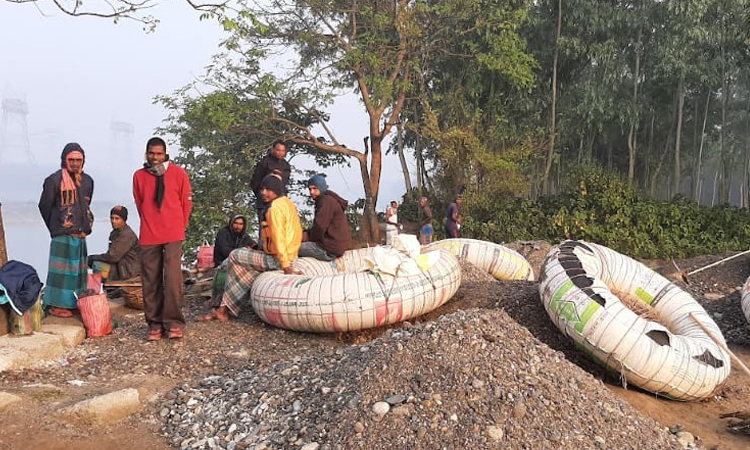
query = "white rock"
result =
(486, 425, 503, 441)
(58, 388, 142, 425)
(0, 391, 22, 409)
(675, 431, 694, 448)
(372, 401, 390, 416)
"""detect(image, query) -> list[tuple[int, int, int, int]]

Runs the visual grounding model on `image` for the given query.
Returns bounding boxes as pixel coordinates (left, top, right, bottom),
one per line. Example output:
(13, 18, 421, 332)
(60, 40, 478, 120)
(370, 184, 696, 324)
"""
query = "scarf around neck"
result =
(60, 169, 82, 207)
(144, 161, 169, 208)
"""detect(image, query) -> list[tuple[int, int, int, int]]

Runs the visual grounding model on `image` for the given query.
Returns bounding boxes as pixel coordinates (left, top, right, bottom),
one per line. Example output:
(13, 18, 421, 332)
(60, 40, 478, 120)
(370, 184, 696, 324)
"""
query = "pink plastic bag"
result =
(197, 245, 214, 270)
(87, 273, 103, 293)
(78, 292, 113, 338)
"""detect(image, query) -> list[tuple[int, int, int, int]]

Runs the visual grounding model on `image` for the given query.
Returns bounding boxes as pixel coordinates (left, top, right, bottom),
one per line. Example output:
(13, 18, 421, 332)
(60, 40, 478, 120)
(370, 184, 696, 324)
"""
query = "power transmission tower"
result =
(110, 120, 135, 167)
(0, 96, 35, 165)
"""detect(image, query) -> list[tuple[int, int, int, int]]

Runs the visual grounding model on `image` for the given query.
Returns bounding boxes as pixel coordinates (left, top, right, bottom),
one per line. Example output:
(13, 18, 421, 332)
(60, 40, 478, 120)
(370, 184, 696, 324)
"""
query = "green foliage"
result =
(463, 167, 750, 258)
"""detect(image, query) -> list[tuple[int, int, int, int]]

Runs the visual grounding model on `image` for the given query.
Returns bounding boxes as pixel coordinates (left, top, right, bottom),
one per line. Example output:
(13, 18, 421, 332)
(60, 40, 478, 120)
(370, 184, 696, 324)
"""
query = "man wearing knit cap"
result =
(88, 205, 141, 282)
(38, 142, 95, 317)
(198, 173, 302, 323)
(299, 173, 352, 261)
(133, 137, 193, 340)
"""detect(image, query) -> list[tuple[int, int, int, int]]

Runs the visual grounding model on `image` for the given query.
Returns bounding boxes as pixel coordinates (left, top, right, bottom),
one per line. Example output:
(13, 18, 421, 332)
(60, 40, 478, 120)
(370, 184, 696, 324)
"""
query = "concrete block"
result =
(59, 388, 142, 425)
(0, 391, 22, 409)
(41, 323, 86, 348)
(0, 332, 66, 361)
(0, 346, 30, 372)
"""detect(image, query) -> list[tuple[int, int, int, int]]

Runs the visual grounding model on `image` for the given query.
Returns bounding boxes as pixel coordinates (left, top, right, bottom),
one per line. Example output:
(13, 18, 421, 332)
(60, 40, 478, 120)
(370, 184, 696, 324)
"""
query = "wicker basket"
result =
(122, 286, 144, 310)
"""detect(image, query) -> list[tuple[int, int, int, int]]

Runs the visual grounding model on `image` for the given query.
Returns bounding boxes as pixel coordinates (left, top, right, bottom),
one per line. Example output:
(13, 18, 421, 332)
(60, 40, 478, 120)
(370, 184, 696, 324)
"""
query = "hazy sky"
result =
(0, 1, 412, 209)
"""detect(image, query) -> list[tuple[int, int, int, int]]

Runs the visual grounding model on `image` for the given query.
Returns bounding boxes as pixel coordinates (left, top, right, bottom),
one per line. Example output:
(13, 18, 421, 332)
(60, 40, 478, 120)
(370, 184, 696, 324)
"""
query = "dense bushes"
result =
(463, 168, 750, 259)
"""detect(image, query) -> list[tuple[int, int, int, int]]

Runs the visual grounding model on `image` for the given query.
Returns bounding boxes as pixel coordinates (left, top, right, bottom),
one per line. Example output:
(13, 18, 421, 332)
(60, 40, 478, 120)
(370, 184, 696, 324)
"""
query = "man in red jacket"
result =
(133, 137, 193, 341)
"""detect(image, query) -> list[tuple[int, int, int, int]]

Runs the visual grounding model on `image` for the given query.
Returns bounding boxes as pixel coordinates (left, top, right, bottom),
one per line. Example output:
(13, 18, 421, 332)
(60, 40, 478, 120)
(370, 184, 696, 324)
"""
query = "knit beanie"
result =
(261, 174, 284, 197)
(110, 205, 128, 221)
(60, 142, 85, 168)
(308, 174, 328, 194)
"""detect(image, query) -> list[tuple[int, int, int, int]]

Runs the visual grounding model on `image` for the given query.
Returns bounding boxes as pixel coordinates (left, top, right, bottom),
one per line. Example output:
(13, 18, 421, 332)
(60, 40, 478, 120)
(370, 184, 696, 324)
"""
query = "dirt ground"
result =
(1, 241, 750, 450)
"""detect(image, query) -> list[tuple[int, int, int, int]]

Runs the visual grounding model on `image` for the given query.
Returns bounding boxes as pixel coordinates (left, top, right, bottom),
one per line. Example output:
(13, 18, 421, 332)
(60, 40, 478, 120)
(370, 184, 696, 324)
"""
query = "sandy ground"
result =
(0, 241, 749, 449)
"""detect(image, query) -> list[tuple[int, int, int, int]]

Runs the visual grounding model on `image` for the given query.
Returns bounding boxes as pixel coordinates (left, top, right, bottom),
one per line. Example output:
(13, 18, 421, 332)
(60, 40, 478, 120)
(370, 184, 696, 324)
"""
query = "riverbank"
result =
(0, 243, 749, 449)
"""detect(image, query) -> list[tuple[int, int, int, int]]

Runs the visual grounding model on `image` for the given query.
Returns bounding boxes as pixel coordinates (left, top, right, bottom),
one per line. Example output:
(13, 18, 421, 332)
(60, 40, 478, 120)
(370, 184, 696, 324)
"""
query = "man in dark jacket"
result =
(88, 205, 141, 281)
(213, 213, 257, 267)
(298, 174, 352, 261)
(249, 140, 291, 247)
(38, 142, 94, 317)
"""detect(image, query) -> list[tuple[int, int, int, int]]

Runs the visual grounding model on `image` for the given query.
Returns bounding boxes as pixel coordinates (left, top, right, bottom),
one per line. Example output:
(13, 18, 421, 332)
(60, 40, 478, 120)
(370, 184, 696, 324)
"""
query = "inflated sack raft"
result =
(538, 240, 730, 401)
(425, 238, 535, 281)
(251, 247, 461, 332)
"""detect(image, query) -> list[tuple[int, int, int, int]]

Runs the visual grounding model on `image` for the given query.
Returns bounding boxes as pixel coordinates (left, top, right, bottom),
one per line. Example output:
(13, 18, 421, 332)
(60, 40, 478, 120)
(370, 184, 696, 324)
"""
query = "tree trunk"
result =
(718, 44, 730, 204)
(693, 90, 710, 202)
(673, 77, 685, 196)
(745, 92, 750, 207)
(0, 199, 8, 268)
(396, 122, 412, 198)
(542, 0, 562, 195)
(627, 28, 642, 186)
(355, 150, 379, 245)
(649, 121, 674, 197)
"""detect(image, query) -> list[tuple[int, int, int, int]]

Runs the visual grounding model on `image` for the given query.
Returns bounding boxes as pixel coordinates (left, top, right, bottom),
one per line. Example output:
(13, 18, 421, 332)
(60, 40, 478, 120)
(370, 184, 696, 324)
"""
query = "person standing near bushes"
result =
(38, 142, 95, 318)
(133, 137, 193, 341)
(445, 194, 463, 239)
(419, 196, 434, 245)
(249, 140, 291, 247)
(384, 200, 402, 245)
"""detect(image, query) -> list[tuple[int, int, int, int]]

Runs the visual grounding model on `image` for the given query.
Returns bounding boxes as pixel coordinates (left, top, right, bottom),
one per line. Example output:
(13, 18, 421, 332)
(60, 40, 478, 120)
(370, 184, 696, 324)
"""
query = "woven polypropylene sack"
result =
(78, 293, 113, 338)
(197, 245, 215, 270)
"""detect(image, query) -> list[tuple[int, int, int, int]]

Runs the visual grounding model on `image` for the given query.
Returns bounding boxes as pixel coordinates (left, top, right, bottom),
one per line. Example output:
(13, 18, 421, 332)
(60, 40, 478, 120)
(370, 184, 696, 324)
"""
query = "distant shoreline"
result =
(2, 201, 137, 224)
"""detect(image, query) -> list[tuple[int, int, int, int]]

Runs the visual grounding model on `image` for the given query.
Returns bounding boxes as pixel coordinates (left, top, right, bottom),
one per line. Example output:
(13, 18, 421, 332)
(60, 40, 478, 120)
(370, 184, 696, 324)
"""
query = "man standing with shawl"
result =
(133, 137, 193, 340)
(38, 142, 95, 317)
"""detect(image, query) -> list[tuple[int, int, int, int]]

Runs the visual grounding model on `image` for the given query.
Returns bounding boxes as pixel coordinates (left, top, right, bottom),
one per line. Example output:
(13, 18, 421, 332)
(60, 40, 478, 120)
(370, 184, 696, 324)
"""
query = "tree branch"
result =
(7, 0, 229, 29)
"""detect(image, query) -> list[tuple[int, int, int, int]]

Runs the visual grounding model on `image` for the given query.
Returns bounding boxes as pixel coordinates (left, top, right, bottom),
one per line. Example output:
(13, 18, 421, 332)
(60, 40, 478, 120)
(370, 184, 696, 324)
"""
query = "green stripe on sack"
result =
(550, 279, 601, 332)
(550, 280, 579, 326)
(576, 301, 600, 333)
(635, 287, 654, 305)
(550, 280, 574, 312)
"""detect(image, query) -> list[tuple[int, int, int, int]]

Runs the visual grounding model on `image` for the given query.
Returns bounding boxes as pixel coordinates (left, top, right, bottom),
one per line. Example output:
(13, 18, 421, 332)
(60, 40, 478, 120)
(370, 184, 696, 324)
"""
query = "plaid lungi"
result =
(221, 248, 282, 316)
(43, 235, 88, 309)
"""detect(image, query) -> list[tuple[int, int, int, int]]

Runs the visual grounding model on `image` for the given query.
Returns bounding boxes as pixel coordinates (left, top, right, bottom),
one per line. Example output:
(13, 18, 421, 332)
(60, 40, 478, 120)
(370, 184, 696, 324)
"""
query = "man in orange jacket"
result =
(198, 174, 302, 323)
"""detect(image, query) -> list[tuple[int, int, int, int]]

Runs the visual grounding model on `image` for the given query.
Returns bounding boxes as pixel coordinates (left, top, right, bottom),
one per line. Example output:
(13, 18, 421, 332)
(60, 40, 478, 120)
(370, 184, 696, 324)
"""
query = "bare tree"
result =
(4, 0, 228, 30)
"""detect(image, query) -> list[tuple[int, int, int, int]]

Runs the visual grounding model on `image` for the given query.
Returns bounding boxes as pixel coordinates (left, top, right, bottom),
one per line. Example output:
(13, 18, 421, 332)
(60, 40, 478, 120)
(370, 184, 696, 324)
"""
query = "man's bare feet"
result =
(197, 306, 230, 322)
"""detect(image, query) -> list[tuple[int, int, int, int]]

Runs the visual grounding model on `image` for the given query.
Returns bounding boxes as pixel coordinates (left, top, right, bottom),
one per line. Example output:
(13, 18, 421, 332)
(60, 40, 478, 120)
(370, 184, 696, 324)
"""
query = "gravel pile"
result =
(6, 241, 741, 449)
(159, 306, 684, 450)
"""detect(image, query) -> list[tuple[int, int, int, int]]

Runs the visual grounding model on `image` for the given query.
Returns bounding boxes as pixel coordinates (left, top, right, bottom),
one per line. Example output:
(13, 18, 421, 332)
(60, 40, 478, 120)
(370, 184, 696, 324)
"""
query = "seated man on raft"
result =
(298, 174, 352, 261)
(198, 174, 302, 322)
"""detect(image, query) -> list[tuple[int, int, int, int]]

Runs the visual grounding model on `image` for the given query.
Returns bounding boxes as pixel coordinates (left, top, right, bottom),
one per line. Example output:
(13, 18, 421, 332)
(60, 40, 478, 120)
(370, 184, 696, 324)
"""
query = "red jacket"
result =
(133, 163, 192, 245)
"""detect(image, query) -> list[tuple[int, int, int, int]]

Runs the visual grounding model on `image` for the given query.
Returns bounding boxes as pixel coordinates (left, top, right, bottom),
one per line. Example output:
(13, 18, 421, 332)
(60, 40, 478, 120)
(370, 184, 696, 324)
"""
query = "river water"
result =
(2, 201, 140, 280)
